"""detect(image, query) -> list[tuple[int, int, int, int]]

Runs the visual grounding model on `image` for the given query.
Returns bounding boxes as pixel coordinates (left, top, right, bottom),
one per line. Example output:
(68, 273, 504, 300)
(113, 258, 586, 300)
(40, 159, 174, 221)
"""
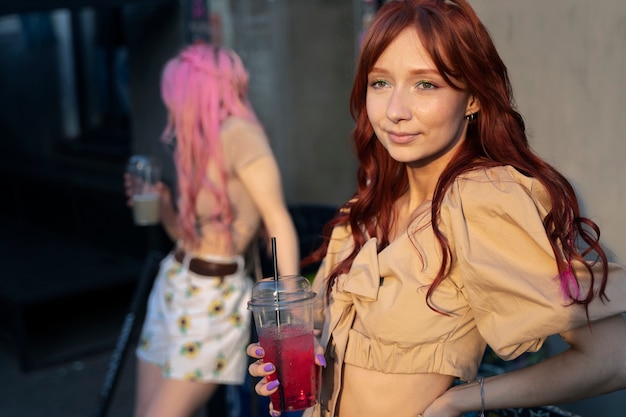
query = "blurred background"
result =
(0, 0, 624, 416)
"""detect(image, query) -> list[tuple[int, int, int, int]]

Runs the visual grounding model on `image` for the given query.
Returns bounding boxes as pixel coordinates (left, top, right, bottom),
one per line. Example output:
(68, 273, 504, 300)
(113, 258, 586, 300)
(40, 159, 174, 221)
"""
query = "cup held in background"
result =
(127, 155, 161, 226)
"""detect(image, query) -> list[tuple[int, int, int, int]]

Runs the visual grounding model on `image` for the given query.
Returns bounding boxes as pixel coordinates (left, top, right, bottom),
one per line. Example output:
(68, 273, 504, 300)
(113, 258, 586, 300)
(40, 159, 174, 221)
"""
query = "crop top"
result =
(193, 117, 273, 256)
(311, 165, 626, 417)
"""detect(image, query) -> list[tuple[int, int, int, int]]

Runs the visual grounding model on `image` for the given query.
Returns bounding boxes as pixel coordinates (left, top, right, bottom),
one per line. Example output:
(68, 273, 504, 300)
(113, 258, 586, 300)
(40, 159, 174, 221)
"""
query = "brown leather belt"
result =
(174, 249, 238, 277)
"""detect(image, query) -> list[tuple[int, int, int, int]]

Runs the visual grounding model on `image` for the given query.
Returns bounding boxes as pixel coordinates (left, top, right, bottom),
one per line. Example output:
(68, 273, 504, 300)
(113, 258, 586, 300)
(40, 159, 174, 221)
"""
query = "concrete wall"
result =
(470, 0, 626, 263)
(283, 0, 357, 206)
(228, 0, 357, 207)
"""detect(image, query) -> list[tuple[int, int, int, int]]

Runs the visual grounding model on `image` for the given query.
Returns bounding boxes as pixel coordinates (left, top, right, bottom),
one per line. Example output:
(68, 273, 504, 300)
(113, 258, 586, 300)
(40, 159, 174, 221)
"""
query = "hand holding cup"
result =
(125, 155, 161, 226)
(248, 275, 320, 414)
(247, 336, 326, 417)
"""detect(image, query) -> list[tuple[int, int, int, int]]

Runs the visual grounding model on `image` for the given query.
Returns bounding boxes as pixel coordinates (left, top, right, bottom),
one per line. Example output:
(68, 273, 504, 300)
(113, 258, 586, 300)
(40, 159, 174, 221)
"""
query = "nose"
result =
(386, 88, 412, 123)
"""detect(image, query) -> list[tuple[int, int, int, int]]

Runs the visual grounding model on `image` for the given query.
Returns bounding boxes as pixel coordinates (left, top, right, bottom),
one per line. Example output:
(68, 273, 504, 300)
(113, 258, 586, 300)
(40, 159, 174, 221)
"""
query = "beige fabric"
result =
(194, 117, 273, 256)
(310, 165, 626, 417)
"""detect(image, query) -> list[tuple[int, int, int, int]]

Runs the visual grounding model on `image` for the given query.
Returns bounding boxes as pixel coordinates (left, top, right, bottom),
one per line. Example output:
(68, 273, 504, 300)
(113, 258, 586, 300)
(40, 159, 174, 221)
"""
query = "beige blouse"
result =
(310, 165, 626, 417)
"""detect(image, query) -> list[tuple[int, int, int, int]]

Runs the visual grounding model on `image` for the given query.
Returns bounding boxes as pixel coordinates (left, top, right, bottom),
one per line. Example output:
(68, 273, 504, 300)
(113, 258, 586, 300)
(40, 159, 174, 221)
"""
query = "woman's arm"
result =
(426, 314, 626, 417)
(237, 155, 300, 276)
(123, 173, 180, 242)
(155, 181, 181, 242)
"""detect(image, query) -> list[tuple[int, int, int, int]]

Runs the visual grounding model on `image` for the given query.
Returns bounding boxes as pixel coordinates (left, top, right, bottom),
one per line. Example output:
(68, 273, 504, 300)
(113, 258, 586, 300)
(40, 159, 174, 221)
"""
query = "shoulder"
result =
(325, 221, 354, 262)
(445, 165, 551, 215)
(221, 117, 268, 145)
(221, 117, 273, 168)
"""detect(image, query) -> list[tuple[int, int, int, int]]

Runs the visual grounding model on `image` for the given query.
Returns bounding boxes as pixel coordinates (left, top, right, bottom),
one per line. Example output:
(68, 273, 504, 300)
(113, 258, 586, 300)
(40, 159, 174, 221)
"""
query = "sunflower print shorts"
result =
(136, 251, 252, 384)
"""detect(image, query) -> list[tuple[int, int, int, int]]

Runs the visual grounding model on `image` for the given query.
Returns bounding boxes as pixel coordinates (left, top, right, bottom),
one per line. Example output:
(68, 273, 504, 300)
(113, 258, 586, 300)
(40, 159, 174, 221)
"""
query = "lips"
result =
(387, 131, 417, 144)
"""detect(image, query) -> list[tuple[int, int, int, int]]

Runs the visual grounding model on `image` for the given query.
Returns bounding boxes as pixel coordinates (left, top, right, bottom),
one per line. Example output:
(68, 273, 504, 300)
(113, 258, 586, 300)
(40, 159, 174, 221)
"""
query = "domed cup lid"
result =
(248, 275, 315, 311)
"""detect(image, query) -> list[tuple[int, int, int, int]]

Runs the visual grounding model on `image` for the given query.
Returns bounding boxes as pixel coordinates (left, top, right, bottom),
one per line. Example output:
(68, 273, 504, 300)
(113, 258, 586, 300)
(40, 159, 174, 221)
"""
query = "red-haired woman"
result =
(248, 1, 626, 416)
(125, 43, 299, 417)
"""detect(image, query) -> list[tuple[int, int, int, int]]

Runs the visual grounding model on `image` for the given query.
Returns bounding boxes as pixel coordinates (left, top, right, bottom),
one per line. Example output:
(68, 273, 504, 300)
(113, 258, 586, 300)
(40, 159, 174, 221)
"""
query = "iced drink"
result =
(258, 324, 316, 412)
(248, 275, 318, 412)
(127, 155, 160, 226)
(131, 193, 159, 225)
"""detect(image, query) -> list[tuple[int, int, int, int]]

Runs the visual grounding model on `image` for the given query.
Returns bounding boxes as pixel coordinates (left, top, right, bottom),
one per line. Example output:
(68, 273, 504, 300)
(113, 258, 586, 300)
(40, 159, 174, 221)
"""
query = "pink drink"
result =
(259, 324, 316, 412)
(248, 275, 318, 412)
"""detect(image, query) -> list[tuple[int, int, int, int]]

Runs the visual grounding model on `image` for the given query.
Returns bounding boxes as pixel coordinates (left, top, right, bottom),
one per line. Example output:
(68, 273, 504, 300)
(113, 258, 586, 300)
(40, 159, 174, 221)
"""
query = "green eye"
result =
(370, 79, 388, 88)
(417, 80, 436, 90)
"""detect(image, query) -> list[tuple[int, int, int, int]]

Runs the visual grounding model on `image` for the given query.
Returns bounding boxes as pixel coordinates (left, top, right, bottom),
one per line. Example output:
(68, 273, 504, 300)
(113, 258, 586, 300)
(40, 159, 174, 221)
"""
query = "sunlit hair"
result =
(304, 0, 608, 310)
(160, 42, 259, 248)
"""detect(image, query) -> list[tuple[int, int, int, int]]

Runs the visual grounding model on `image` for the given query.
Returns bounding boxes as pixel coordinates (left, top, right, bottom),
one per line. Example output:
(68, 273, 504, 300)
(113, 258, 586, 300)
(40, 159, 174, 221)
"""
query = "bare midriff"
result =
(338, 363, 454, 417)
(193, 221, 258, 257)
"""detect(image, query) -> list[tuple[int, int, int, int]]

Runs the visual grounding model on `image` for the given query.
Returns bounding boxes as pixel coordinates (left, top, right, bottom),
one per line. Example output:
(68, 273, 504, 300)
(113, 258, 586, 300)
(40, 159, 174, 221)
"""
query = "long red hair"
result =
(304, 0, 608, 309)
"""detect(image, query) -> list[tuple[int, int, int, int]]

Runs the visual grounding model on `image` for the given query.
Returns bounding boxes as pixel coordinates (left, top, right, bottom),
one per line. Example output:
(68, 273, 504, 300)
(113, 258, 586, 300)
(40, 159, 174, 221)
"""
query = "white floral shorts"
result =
(136, 252, 252, 384)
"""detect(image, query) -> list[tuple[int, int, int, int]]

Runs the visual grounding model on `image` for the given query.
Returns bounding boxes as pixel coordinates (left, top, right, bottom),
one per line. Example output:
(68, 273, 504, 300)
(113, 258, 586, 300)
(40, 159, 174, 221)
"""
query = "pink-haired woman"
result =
(127, 43, 299, 417)
(248, 1, 626, 416)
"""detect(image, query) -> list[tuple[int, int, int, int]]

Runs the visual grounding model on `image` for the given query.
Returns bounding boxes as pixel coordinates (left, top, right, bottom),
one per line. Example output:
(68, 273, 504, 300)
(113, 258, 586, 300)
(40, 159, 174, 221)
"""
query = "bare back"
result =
(191, 117, 272, 257)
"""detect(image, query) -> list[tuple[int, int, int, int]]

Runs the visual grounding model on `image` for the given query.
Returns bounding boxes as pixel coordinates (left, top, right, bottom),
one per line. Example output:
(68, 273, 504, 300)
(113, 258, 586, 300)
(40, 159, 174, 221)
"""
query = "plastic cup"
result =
(248, 275, 318, 412)
(126, 155, 160, 226)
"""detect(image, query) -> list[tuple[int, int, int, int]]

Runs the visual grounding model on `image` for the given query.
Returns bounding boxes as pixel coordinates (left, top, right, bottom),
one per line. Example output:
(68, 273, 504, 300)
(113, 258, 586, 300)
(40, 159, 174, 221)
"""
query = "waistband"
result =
(174, 248, 239, 277)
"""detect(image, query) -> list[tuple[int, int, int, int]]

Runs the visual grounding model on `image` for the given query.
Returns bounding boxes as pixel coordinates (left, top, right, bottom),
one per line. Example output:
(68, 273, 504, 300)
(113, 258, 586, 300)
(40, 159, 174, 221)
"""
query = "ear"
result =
(465, 95, 480, 117)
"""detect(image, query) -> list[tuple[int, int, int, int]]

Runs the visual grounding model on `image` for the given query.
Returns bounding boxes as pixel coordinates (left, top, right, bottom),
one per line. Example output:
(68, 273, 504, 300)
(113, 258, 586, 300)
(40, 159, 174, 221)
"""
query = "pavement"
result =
(0, 321, 137, 417)
(0, 212, 144, 417)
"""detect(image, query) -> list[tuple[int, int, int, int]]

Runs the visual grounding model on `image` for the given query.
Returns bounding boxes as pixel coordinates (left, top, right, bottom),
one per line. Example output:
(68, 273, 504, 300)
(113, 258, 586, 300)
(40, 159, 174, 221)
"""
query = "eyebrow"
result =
(369, 67, 441, 77)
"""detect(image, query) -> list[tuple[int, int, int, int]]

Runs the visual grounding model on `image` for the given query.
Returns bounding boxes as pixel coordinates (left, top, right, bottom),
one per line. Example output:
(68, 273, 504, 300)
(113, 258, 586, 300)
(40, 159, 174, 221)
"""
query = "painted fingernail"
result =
(263, 363, 274, 372)
(316, 353, 327, 368)
(271, 411, 280, 417)
(255, 348, 263, 356)
(266, 380, 280, 391)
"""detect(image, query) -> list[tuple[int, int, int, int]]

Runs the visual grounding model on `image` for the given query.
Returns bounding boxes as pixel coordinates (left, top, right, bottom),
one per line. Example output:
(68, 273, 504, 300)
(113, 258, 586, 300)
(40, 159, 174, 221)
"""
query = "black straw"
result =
(270, 237, 286, 412)
(270, 237, 281, 325)
(271, 237, 279, 282)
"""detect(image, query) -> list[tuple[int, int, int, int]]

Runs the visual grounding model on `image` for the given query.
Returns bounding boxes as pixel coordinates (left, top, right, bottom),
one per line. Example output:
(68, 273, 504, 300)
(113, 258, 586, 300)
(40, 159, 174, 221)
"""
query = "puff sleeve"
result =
(441, 166, 626, 360)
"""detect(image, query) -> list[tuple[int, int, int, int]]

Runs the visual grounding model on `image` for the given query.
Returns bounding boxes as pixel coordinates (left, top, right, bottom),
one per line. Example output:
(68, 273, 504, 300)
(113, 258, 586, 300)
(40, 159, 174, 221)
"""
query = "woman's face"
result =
(366, 28, 479, 169)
